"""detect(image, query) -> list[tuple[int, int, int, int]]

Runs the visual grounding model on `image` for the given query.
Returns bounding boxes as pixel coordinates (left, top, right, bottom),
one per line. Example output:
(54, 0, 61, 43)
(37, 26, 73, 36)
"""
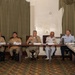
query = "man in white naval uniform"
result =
(45, 31, 56, 60)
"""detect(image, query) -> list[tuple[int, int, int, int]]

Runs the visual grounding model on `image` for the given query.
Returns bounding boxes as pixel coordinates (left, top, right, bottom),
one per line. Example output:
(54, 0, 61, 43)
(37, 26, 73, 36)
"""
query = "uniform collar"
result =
(65, 34, 71, 37)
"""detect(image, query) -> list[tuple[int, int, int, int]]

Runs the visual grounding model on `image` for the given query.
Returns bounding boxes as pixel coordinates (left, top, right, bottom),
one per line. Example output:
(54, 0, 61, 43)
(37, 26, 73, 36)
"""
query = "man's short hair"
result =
(33, 30, 37, 32)
(12, 32, 17, 35)
(66, 29, 71, 33)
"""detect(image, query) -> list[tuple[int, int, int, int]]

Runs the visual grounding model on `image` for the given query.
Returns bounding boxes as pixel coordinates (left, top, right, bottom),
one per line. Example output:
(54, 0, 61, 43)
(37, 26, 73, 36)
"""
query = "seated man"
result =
(8, 32, 22, 60)
(25, 30, 41, 59)
(60, 29, 74, 60)
(45, 31, 57, 60)
(0, 32, 6, 61)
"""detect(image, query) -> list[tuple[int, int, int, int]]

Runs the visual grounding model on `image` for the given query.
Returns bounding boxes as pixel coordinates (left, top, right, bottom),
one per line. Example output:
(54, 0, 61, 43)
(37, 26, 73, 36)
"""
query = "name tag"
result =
(13, 42, 21, 45)
(33, 43, 42, 45)
(0, 42, 6, 45)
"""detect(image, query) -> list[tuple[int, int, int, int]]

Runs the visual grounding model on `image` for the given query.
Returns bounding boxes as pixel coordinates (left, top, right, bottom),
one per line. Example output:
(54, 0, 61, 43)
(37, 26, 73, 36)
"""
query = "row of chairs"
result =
(0, 35, 71, 62)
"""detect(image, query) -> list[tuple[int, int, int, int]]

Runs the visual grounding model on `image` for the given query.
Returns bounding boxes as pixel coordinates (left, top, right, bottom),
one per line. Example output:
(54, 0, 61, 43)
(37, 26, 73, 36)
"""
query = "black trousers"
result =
(0, 52, 5, 61)
(60, 46, 72, 60)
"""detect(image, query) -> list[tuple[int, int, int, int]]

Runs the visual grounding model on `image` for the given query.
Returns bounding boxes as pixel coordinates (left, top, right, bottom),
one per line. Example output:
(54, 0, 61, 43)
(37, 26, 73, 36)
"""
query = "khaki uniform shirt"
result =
(9, 37, 21, 48)
(27, 36, 41, 44)
(46, 36, 57, 44)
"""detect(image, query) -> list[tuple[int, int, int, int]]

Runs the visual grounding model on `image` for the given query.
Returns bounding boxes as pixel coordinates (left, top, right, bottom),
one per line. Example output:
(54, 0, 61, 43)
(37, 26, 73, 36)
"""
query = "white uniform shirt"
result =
(46, 37, 56, 43)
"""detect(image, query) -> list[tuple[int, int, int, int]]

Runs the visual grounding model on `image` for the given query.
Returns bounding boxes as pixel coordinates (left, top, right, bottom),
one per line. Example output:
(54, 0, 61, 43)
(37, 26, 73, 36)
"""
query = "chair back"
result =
(43, 35, 49, 43)
(60, 34, 65, 38)
(26, 36, 30, 41)
(43, 35, 49, 51)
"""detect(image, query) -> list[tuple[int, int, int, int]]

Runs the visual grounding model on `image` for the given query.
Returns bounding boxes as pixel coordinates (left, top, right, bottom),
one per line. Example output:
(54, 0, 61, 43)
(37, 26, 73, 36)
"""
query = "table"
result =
(66, 43, 75, 53)
(2, 43, 63, 62)
(1, 43, 69, 62)
(21, 43, 75, 62)
(66, 43, 75, 61)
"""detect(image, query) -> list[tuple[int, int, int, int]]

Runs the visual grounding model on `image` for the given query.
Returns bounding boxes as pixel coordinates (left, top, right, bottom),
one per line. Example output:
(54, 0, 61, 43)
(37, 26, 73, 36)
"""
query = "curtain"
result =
(0, 0, 30, 42)
(59, 0, 75, 36)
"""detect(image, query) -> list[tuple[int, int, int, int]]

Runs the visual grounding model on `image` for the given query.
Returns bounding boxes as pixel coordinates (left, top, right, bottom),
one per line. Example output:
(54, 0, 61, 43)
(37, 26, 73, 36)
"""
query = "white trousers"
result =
(45, 46, 55, 59)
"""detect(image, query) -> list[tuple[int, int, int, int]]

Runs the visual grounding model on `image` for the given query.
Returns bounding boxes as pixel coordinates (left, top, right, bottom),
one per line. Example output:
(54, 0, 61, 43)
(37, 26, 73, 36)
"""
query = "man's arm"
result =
(37, 36, 41, 43)
(8, 39, 12, 44)
(26, 36, 33, 44)
(18, 38, 22, 43)
(72, 36, 75, 42)
(2, 37, 5, 42)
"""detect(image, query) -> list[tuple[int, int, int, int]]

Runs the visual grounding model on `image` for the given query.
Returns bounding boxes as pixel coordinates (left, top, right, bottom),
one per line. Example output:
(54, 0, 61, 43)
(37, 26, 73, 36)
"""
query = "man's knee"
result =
(35, 50, 39, 54)
(9, 48, 13, 52)
(16, 48, 20, 54)
(26, 48, 29, 52)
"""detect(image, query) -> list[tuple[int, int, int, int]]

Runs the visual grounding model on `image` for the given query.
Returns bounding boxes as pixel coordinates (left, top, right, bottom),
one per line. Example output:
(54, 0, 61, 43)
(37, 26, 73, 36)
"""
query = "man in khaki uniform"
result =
(9, 32, 22, 60)
(0, 32, 6, 61)
(26, 30, 41, 58)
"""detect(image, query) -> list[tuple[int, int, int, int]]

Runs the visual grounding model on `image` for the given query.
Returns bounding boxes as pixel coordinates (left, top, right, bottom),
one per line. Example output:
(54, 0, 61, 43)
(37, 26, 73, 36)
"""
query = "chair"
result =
(26, 36, 36, 60)
(43, 35, 57, 57)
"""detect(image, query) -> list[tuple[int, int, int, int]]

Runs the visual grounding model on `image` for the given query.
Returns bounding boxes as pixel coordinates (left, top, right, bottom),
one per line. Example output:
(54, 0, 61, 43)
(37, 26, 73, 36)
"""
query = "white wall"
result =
(26, 0, 64, 55)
